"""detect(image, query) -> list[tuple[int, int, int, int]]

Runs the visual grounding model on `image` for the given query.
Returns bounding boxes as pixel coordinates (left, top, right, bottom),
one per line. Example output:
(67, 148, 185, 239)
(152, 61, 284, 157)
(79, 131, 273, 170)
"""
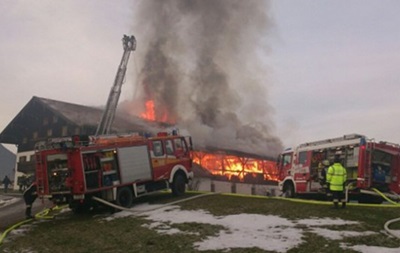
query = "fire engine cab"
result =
(35, 131, 194, 213)
(278, 134, 400, 203)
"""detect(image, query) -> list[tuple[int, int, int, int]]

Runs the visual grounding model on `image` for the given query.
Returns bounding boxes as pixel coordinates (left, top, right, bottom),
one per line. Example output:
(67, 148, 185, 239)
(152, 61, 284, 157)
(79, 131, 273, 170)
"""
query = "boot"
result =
(333, 202, 339, 209)
(26, 207, 34, 219)
(341, 202, 346, 209)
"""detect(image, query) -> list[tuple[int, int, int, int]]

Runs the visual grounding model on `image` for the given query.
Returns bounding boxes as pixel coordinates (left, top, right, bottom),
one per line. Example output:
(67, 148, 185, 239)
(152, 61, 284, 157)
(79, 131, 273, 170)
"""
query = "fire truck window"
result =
(180, 138, 188, 152)
(152, 141, 164, 157)
(165, 140, 174, 155)
(299, 151, 307, 165)
(283, 154, 291, 166)
(174, 139, 183, 150)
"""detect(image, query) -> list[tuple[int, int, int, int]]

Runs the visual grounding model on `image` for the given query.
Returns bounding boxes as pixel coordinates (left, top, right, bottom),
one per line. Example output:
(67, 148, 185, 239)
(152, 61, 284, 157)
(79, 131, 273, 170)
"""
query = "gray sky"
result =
(1, 0, 399, 153)
(269, 0, 400, 148)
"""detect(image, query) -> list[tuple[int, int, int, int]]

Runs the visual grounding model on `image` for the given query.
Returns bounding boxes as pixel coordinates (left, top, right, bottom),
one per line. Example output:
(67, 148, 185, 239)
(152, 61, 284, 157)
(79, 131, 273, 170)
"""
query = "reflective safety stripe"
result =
(326, 163, 347, 191)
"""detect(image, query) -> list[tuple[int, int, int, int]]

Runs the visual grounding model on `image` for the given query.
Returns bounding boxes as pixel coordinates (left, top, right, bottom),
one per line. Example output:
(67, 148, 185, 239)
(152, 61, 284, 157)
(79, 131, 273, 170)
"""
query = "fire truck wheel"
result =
(283, 182, 295, 198)
(116, 187, 133, 208)
(70, 201, 91, 214)
(171, 173, 186, 196)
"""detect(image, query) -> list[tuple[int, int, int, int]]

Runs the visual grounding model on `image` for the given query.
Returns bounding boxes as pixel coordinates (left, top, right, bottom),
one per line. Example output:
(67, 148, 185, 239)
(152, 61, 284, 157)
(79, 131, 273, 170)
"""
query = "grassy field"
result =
(1, 192, 400, 253)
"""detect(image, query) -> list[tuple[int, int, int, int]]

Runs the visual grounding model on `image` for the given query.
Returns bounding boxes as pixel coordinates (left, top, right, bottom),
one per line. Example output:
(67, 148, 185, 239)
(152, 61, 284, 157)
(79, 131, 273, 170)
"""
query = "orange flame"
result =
(141, 100, 156, 121)
(192, 151, 279, 182)
(140, 99, 173, 123)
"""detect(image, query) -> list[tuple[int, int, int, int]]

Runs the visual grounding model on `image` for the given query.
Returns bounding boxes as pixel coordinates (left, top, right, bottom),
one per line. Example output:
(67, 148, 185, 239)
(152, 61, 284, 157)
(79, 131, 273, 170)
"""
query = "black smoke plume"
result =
(128, 0, 283, 157)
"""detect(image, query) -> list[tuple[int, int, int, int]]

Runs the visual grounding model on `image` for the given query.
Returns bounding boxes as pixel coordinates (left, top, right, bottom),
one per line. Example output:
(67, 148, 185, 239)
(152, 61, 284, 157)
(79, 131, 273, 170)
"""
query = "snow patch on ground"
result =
(105, 203, 400, 252)
(0, 197, 19, 207)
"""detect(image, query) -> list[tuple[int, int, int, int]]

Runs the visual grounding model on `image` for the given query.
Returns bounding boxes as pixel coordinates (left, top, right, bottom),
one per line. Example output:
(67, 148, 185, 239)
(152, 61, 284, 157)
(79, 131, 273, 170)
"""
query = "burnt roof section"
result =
(37, 96, 170, 133)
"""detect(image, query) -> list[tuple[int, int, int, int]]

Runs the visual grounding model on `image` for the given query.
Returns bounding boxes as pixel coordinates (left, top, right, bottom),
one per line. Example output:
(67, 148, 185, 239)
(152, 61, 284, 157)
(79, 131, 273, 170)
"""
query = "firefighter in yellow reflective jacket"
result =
(326, 153, 347, 208)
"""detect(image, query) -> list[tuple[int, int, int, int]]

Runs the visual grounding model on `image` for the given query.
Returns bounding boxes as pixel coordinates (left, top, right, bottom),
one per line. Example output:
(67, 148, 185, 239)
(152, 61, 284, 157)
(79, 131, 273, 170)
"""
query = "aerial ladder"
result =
(95, 34, 136, 136)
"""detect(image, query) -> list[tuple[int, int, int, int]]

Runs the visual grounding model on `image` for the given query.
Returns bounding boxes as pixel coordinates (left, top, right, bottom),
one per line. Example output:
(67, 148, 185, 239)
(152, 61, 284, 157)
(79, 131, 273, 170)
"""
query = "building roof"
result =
(38, 97, 103, 127)
(0, 96, 163, 145)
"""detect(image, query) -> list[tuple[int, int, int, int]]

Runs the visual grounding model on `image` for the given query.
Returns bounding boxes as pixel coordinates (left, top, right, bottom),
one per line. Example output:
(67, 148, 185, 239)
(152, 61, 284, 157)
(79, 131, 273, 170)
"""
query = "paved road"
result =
(0, 194, 53, 231)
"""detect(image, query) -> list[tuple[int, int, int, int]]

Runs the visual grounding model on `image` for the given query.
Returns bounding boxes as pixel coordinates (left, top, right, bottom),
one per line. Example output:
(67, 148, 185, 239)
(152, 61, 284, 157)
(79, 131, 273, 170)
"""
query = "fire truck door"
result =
(117, 145, 152, 183)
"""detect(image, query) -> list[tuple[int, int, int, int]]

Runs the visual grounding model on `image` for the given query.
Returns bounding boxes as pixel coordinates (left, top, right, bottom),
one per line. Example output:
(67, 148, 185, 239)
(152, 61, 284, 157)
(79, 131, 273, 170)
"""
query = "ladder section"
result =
(364, 140, 376, 187)
(35, 152, 46, 195)
(96, 35, 136, 136)
(299, 134, 364, 148)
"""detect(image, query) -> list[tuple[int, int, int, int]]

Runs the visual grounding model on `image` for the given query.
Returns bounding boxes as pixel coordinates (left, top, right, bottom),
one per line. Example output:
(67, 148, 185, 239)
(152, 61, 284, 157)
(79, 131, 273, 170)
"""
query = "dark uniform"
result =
(23, 182, 38, 219)
(2, 176, 11, 193)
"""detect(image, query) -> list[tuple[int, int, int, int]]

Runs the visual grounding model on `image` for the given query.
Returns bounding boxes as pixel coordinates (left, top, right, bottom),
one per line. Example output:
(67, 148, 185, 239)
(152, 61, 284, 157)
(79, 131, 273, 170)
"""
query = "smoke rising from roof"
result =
(128, 0, 282, 157)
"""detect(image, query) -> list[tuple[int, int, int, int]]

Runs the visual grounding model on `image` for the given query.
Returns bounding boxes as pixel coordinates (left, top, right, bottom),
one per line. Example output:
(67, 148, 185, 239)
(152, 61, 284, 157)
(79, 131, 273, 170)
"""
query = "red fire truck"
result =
(277, 134, 400, 203)
(35, 132, 194, 212)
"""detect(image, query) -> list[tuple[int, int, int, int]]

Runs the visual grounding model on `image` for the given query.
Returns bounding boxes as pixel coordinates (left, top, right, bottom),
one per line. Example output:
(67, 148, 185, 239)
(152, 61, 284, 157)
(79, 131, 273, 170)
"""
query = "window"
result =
(165, 140, 174, 155)
(152, 140, 164, 157)
(47, 129, 53, 137)
(43, 117, 49, 125)
(174, 138, 183, 150)
(19, 156, 27, 163)
(62, 126, 68, 136)
(74, 128, 80, 135)
(298, 151, 308, 165)
(22, 137, 28, 144)
(33, 132, 38, 139)
(181, 139, 188, 152)
(283, 153, 292, 166)
(30, 155, 35, 162)
(173, 138, 185, 157)
(53, 116, 58, 123)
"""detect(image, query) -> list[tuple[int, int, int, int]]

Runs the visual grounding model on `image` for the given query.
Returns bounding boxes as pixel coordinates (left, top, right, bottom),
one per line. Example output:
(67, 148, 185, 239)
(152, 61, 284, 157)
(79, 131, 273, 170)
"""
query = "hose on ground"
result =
(0, 204, 66, 246)
(2, 190, 400, 246)
(92, 191, 220, 214)
(371, 188, 400, 239)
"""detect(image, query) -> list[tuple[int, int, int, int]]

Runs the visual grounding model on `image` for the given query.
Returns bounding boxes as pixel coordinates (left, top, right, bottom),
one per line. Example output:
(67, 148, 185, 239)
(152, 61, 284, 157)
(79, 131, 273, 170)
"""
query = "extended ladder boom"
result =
(96, 35, 136, 136)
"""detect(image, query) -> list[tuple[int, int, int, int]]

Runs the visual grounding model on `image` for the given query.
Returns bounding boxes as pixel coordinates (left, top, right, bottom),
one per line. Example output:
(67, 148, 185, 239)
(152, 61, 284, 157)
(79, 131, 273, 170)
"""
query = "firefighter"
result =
(326, 153, 347, 209)
(23, 181, 38, 219)
(320, 160, 330, 186)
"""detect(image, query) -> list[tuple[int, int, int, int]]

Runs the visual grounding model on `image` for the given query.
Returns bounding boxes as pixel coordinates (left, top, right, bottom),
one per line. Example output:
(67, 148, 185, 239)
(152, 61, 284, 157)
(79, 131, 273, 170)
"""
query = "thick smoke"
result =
(129, 0, 283, 157)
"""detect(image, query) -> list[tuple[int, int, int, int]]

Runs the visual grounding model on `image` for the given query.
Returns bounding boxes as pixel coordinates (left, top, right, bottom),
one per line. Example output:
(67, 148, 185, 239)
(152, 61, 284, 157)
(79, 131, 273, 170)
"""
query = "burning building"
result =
(120, 0, 283, 182)
(0, 1, 283, 187)
(129, 0, 283, 153)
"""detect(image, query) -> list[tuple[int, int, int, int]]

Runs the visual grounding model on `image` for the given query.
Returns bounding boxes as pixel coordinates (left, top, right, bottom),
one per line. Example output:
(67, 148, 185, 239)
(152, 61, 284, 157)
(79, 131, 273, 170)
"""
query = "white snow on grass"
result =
(342, 244, 400, 253)
(0, 197, 19, 207)
(309, 227, 376, 240)
(105, 203, 400, 252)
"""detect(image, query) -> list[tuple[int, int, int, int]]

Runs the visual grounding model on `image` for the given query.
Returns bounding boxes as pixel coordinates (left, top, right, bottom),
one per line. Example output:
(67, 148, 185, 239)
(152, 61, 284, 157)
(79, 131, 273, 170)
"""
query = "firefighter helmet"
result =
(334, 151, 342, 163)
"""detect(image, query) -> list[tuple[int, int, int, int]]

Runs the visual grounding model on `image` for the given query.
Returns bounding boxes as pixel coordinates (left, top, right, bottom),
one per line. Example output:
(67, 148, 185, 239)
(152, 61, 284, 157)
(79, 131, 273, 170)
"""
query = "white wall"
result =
(189, 177, 279, 197)
(13, 150, 35, 190)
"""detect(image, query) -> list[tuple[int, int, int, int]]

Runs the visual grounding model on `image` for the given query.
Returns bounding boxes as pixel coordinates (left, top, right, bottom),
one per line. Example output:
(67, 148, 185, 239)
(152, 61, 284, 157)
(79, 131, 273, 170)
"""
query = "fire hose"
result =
(0, 204, 66, 246)
(371, 188, 400, 239)
(1, 192, 216, 246)
(91, 191, 220, 213)
(224, 187, 400, 239)
(1, 190, 399, 247)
